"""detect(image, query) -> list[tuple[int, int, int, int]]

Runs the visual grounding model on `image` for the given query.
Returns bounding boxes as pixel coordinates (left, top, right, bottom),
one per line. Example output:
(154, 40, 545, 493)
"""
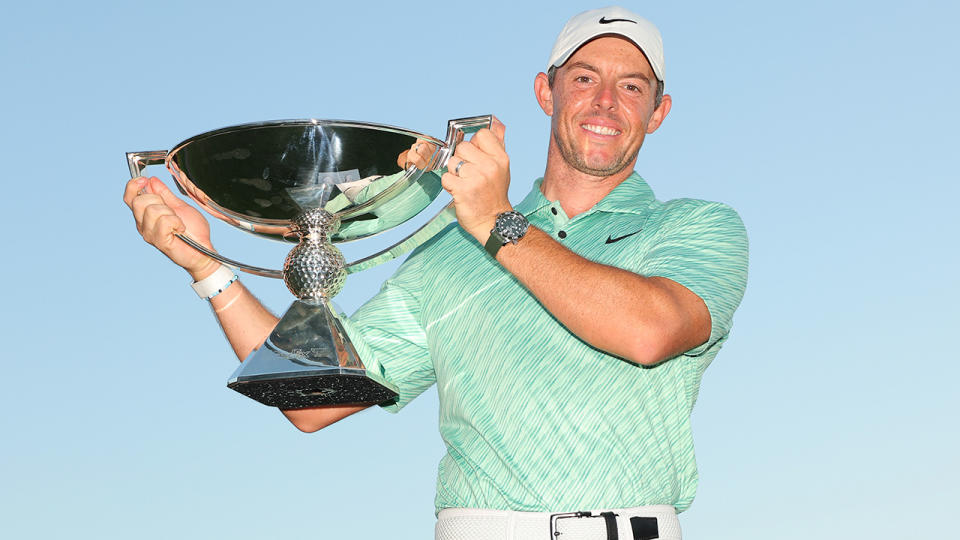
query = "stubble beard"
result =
(552, 125, 636, 178)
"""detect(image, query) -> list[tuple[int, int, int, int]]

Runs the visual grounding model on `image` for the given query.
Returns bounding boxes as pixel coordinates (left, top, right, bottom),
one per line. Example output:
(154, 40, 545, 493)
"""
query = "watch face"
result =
(496, 211, 529, 243)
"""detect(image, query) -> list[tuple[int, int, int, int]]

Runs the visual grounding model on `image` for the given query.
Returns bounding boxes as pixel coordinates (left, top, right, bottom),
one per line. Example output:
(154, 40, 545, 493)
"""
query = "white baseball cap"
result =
(547, 6, 665, 82)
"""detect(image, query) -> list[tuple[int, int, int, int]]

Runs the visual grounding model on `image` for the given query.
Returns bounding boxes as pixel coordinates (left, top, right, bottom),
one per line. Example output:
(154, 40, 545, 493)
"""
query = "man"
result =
(124, 7, 747, 540)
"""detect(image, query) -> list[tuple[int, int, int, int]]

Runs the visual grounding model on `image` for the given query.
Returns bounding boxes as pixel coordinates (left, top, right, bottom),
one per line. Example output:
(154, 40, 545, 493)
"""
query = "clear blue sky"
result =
(2, 1, 957, 538)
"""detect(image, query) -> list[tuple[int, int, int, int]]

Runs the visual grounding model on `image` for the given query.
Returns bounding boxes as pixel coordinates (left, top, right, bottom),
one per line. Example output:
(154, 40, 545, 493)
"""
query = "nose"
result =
(592, 80, 618, 111)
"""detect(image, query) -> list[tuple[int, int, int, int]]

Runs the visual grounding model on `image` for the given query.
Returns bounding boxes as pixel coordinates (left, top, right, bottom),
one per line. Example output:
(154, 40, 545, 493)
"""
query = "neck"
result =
(540, 143, 637, 218)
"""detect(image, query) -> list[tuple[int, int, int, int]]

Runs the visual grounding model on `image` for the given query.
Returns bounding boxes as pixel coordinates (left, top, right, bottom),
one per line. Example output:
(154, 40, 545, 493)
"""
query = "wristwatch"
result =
(484, 211, 529, 258)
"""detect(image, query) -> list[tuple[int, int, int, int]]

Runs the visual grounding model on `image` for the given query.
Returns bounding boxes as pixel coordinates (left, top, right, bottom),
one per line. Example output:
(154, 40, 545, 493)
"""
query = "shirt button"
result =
(558, 230, 567, 239)
(551, 207, 558, 215)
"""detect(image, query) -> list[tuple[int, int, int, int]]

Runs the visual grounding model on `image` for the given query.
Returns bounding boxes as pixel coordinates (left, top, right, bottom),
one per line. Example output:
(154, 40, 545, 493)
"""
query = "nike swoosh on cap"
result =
(599, 17, 636, 24)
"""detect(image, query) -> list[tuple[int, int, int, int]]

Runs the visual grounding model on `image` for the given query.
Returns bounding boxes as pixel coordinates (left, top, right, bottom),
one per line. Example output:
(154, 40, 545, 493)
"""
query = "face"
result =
(536, 36, 670, 177)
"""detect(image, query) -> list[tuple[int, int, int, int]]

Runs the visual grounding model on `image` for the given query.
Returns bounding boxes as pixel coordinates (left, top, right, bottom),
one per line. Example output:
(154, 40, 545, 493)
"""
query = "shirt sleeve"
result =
(635, 200, 749, 358)
(335, 251, 436, 412)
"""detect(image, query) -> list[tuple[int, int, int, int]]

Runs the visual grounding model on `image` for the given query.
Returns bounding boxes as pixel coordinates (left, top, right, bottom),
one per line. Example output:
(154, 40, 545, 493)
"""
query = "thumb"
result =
(489, 116, 506, 145)
(147, 177, 189, 209)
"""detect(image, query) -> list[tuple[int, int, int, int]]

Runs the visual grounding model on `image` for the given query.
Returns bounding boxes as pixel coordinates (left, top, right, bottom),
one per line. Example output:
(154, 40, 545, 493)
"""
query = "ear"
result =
(645, 93, 672, 134)
(534, 72, 554, 116)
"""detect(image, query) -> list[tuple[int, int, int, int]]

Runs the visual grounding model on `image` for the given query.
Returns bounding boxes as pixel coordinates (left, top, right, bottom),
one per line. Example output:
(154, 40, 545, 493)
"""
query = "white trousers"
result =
(435, 505, 681, 540)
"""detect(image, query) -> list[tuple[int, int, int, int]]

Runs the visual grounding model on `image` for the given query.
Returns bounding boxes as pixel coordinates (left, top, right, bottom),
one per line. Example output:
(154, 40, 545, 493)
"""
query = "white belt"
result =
(436, 505, 681, 540)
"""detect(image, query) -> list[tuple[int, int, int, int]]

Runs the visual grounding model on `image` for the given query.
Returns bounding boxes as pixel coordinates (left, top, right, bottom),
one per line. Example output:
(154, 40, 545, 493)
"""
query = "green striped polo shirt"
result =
(338, 172, 748, 514)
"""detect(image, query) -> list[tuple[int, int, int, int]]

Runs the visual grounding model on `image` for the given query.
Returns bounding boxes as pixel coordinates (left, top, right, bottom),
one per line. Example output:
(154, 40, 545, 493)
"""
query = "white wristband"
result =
(191, 264, 238, 300)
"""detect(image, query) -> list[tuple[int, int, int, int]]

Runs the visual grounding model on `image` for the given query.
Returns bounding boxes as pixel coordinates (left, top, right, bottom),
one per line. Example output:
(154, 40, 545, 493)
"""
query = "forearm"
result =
(496, 227, 709, 365)
(201, 274, 278, 362)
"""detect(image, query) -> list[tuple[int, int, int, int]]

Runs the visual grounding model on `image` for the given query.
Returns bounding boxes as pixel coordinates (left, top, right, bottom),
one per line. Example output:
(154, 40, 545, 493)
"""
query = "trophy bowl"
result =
(127, 115, 491, 409)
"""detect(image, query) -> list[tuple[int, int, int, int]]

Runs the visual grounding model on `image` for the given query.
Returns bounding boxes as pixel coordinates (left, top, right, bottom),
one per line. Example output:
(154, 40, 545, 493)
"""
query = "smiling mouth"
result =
(581, 123, 621, 136)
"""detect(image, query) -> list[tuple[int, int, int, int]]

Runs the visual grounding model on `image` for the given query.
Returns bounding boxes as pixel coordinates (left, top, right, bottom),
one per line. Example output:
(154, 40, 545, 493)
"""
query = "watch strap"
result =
(484, 229, 506, 258)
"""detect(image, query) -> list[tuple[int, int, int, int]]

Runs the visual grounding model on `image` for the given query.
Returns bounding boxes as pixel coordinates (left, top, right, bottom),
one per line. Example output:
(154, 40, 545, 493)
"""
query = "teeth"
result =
(582, 124, 621, 136)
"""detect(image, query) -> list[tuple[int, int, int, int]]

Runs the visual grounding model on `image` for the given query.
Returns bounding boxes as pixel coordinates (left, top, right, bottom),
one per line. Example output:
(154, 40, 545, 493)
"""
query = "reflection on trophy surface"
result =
(127, 116, 491, 409)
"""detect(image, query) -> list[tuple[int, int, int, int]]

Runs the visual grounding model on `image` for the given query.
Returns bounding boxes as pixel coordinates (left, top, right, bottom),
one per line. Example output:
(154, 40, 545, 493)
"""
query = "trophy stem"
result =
(282, 208, 346, 302)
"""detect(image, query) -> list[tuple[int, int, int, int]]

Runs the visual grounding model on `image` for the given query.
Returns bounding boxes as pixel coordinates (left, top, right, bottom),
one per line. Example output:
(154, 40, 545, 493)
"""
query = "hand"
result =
(396, 139, 438, 170)
(441, 117, 513, 243)
(123, 176, 218, 280)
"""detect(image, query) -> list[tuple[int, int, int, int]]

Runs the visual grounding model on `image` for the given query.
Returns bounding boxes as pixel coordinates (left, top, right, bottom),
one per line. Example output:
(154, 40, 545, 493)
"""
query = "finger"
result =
(452, 159, 473, 177)
(472, 128, 507, 156)
(398, 140, 432, 169)
(452, 144, 500, 180)
(489, 116, 506, 144)
(147, 176, 190, 209)
(123, 176, 149, 208)
(452, 140, 486, 166)
(141, 203, 177, 236)
(408, 141, 431, 169)
(145, 213, 187, 248)
(415, 140, 436, 163)
(131, 193, 165, 229)
(397, 141, 418, 168)
(440, 171, 458, 194)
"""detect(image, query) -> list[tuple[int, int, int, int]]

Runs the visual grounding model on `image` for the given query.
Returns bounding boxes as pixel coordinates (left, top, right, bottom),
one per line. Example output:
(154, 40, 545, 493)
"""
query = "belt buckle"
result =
(549, 511, 614, 539)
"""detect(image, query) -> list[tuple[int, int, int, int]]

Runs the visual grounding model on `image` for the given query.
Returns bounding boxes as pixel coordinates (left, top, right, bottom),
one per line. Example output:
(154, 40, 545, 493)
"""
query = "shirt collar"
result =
(514, 172, 656, 217)
(514, 177, 551, 216)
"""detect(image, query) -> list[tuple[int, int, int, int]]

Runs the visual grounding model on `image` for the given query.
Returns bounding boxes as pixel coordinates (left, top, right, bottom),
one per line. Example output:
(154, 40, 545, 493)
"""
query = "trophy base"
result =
(228, 368, 398, 409)
(227, 299, 398, 409)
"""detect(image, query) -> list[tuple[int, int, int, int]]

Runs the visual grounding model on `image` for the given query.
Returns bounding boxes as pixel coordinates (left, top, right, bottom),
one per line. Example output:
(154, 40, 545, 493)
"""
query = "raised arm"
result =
(123, 175, 370, 430)
(439, 121, 710, 366)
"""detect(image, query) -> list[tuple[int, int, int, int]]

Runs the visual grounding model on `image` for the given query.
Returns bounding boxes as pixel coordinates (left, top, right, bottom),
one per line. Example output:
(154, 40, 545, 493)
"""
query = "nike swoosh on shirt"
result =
(605, 230, 642, 244)
(599, 17, 636, 24)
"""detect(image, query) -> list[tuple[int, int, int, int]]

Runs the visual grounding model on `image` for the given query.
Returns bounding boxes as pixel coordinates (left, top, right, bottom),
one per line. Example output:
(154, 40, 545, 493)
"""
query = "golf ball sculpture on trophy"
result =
(127, 115, 491, 409)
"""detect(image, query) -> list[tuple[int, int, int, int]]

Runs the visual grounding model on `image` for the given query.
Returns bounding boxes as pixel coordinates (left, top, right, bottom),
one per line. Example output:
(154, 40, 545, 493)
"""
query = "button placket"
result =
(553, 206, 600, 242)
(549, 205, 570, 240)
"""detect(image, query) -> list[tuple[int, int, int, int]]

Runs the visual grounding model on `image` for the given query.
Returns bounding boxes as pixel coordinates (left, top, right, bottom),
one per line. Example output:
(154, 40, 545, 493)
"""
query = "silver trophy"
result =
(127, 115, 491, 409)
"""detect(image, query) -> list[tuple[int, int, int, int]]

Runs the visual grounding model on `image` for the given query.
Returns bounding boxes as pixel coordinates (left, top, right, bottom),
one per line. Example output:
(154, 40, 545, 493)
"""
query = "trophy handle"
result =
(344, 115, 492, 272)
(126, 151, 285, 279)
(126, 150, 167, 177)
(437, 115, 493, 169)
